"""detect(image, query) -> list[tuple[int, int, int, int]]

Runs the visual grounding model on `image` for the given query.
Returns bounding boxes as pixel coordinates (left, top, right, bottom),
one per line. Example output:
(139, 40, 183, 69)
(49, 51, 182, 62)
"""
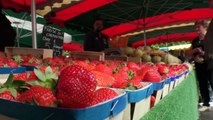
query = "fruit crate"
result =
(70, 51, 105, 61)
(123, 82, 153, 120)
(168, 76, 176, 92)
(151, 80, 166, 106)
(0, 89, 127, 120)
(0, 67, 26, 84)
(105, 55, 128, 61)
(127, 57, 141, 63)
(5, 47, 53, 59)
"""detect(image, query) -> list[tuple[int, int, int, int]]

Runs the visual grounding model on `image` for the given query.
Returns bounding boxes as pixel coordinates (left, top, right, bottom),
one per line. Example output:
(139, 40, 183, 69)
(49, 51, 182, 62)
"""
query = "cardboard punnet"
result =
(0, 89, 127, 120)
(123, 82, 153, 120)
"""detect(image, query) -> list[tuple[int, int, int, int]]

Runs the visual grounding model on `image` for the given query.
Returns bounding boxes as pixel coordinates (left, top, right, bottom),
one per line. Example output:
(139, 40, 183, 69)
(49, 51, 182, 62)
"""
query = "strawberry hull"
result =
(0, 90, 127, 120)
(123, 83, 153, 120)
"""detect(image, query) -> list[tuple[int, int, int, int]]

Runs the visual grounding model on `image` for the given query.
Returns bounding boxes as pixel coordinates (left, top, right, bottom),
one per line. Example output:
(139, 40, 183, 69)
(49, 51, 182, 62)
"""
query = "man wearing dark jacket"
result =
(84, 19, 109, 52)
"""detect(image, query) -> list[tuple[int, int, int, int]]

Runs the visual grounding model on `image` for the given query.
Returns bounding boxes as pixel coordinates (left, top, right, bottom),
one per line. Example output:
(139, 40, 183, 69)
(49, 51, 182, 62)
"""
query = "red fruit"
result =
(0, 90, 20, 101)
(27, 71, 38, 81)
(150, 96, 156, 108)
(56, 65, 97, 108)
(7, 61, 18, 68)
(92, 88, 118, 105)
(13, 72, 28, 81)
(136, 66, 154, 80)
(91, 71, 115, 87)
(129, 76, 143, 88)
(74, 61, 91, 71)
(94, 64, 112, 75)
(112, 70, 128, 88)
(18, 85, 56, 107)
(127, 62, 140, 71)
(158, 65, 169, 75)
(143, 71, 162, 82)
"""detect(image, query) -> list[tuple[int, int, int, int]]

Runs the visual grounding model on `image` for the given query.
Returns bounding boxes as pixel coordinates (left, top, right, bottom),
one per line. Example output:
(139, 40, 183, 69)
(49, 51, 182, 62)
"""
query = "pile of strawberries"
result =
(0, 66, 119, 108)
(0, 52, 189, 109)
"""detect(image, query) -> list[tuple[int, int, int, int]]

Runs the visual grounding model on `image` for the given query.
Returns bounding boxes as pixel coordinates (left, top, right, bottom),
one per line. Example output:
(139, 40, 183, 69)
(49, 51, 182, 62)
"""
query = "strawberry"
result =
(127, 62, 140, 71)
(0, 74, 25, 101)
(92, 88, 118, 105)
(13, 72, 28, 81)
(136, 66, 154, 80)
(150, 96, 156, 108)
(7, 60, 18, 68)
(18, 85, 56, 107)
(143, 71, 162, 82)
(56, 65, 97, 108)
(158, 65, 169, 75)
(112, 70, 128, 88)
(75, 60, 94, 71)
(94, 64, 112, 75)
(27, 71, 38, 81)
(0, 90, 20, 101)
(91, 71, 115, 87)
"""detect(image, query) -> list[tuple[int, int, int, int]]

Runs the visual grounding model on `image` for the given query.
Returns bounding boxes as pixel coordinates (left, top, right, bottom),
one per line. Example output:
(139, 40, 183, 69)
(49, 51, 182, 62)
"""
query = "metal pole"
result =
(143, 18, 147, 46)
(31, 0, 37, 49)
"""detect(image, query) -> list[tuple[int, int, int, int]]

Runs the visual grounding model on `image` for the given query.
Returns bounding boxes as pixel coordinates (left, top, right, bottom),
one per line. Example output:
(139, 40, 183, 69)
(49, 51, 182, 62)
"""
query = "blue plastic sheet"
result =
(0, 67, 26, 74)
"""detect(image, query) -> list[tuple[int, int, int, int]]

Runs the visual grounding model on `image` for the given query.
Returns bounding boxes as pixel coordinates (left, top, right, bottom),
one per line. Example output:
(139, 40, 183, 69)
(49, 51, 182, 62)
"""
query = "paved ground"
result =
(200, 108, 213, 120)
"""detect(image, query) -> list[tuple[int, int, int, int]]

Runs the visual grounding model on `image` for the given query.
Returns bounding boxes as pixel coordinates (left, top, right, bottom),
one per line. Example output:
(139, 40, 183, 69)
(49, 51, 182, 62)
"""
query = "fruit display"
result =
(122, 46, 181, 64)
(0, 51, 190, 119)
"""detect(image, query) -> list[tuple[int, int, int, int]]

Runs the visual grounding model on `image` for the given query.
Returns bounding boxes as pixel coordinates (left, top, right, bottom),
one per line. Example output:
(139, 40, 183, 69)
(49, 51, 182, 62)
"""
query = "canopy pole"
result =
(143, 18, 147, 46)
(31, 0, 37, 49)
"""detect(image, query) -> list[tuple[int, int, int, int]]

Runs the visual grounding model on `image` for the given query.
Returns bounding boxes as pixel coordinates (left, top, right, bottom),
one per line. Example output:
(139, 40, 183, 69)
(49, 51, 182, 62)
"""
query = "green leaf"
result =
(4, 74, 14, 87)
(34, 69, 46, 81)
(27, 80, 41, 86)
(0, 88, 7, 94)
(8, 88, 17, 98)
(12, 80, 26, 89)
(45, 66, 53, 75)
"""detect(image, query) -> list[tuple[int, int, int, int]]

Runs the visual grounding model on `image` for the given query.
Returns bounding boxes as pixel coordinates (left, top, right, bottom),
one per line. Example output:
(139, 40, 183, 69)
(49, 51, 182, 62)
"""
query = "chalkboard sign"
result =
(42, 26, 64, 56)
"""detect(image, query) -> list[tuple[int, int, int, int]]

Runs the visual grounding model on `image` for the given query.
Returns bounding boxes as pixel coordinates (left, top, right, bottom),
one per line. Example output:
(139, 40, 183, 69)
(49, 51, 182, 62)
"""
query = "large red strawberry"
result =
(91, 71, 115, 87)
(143, 71, 162, 82)
(92, 88, 118, 105)
(18, 85, 56, 107)
(56, 65, 97, 108)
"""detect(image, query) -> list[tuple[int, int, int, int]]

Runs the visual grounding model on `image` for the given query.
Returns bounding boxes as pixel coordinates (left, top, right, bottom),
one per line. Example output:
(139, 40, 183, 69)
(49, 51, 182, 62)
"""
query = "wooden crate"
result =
(105, 55, 128, 61)
(5, 47, 53, 58)
(70, 51, 105, 61)
(127, 57, 141, 63)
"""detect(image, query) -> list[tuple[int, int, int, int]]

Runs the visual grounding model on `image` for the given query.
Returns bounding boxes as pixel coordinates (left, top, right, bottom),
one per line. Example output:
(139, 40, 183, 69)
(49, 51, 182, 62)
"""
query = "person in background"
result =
(0, 5, 16, 51)
(84, 19, 109, 52)
(187, 20, 211, 111)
